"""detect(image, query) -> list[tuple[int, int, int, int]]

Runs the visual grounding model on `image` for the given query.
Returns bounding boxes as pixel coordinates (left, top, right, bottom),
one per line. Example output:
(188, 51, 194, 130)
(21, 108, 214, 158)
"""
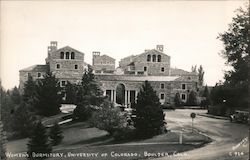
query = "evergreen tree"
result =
(174, 92, 182, 107)
(10, 86, 21, 105)
(135, 81, 164, 138)
(0, 121, 7, 160)
(35, 71, 62, 116)
(187, 90, 198, 106)
(73, 66, 104, 120)
(49, 123, 63, 146)
(64, 82, 77, 104)
(27, 121, 52, 160)
(198, 65, 204, 86)
(11, 103, 36, 138)
(23, 76, 38, 106)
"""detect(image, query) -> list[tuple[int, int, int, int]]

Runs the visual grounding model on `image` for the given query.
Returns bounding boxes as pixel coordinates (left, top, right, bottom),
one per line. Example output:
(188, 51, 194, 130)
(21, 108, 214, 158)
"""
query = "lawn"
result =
(6, 121, 210, 160)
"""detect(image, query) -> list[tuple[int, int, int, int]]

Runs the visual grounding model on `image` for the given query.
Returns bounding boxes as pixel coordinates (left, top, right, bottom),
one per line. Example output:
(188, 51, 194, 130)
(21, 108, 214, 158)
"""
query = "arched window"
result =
(66, 52, 70, 59)
(71, 52, 75, 59)
(147, 55, 151, 62)
(152, 55, 156, 62)
(157, 55, 161, 62)
(60, 52, 64, 59)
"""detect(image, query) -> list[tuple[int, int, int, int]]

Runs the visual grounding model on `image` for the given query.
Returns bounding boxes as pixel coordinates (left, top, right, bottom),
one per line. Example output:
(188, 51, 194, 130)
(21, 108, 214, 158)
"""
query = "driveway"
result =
(156, 109, 249, 160)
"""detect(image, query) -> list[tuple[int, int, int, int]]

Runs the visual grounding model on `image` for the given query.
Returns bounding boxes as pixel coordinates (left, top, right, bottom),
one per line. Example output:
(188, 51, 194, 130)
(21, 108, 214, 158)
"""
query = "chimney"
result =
(156, 45, 164, 52)
(48, 41, 58, 53)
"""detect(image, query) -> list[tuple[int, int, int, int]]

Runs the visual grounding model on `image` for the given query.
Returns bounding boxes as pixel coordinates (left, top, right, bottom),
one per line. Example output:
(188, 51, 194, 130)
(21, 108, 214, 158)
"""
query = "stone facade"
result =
(92, 51, 115, 74)
(19, 42, 87, 91)
(119, 45, 170, 76)
(19, 42, 199, 106)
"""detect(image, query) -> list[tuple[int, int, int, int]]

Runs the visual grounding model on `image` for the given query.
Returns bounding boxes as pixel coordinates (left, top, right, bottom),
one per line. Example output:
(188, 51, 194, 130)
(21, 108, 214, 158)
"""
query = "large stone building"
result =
(19, 42, 199, 106)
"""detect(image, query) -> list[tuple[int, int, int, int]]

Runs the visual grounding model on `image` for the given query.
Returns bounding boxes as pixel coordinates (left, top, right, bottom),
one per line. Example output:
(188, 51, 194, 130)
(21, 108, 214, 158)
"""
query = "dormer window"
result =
(66, 52, 70, 59)
(71, 52, 75, 59)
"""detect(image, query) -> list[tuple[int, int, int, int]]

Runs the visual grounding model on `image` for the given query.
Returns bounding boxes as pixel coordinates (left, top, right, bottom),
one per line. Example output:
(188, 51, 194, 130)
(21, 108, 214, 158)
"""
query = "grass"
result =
(6, 121, 210, 160)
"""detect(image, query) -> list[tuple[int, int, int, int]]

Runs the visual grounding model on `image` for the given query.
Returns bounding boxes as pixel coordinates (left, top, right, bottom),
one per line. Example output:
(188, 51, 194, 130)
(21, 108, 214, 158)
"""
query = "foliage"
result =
(10, 86, 22, 105)
(22, 76, 38, 109)
(213, 6, 249, 110)
(74, 66, 104, 120)
(174, 92, 182, 107)
(27, 121, 52, 160)
(135, 81, 165, 138)
(0, 85, 15, 132)
(198, 65, 204, 86)
(49, 123, 63, 146)
(73, 104, 94, 121)
(64, 82, 77, 104)
(89, 100, 127, 136)
(35, 71, 62, 116)
(186, 90, 198, 106)
(11, 103, 37, 138)
(0, 121, 7, 160)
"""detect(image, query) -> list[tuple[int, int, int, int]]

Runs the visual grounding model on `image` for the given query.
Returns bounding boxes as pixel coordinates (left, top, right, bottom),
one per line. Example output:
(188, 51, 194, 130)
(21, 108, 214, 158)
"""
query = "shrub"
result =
(49, 123, 63, 146)
(89, 107, 127, 136)
(73, 104, 94, 121)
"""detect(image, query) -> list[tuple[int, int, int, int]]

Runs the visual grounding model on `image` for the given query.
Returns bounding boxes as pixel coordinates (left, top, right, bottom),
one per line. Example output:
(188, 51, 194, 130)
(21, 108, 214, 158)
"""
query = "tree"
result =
(0, 121, 7, 160)
(10, 86, 21, 105)
(216, 6, 249, 108)
(174, 92, 182, 107)
(90, 106, 127, 136)
(35, 72, 62, 116)
(23, 76, 38, 107)
(11, 103, 37, 138)
(73, 66, 104, 120)
(198, 65, 204, 86)
(49, 123, 63, 146)
(27, 121, 52, 160)
(135, 81, 164, 138)
(64, 82, 77, 104)
(187, 90, 198, 106)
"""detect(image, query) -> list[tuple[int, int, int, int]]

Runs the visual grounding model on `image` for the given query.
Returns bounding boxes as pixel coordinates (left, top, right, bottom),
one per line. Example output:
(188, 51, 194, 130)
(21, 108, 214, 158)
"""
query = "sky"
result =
(0, 0, 247, 90)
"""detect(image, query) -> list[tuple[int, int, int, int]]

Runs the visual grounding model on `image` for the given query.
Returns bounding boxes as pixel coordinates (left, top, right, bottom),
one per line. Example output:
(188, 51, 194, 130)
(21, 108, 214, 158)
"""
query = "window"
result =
(161, 83, 165, 89)
(38, 72, 41, 77)
(181, 84, 186, 90)
(160, 93, 165, 100)
(157, 55, 161, 62)
(60, 52, 64, 59)
(144, 67, 147, 71)
(71, 52, 75, 59)
(152, 55, 156, 62)
(161, 67, 165, 72)
(188, 77, 191, 80)
(56, 64, 60, 69)
(75, 65, 78, 69)
(147, 54, 151, 62)
(66, 52, 70, 59)
(61, 81, 66, 87)
(181, 94, 186, 101)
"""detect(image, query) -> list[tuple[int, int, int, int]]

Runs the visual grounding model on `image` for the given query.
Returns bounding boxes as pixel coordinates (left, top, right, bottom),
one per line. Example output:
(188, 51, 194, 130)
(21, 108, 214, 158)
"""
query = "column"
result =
(113, 90, 116, 103)
(111, 90, 114, 102)
(128, 90, 131, 106)
(125, 90, 127, 106)
(135, 91, 138, 102)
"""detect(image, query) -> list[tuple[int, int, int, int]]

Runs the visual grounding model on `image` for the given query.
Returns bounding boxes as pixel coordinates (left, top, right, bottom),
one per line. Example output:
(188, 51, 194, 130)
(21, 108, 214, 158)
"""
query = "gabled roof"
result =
(52, 46, 85, 55)
(100, 54, 115, 61)
(141, 49, 170, 57)
(20, 65, 49, 72)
